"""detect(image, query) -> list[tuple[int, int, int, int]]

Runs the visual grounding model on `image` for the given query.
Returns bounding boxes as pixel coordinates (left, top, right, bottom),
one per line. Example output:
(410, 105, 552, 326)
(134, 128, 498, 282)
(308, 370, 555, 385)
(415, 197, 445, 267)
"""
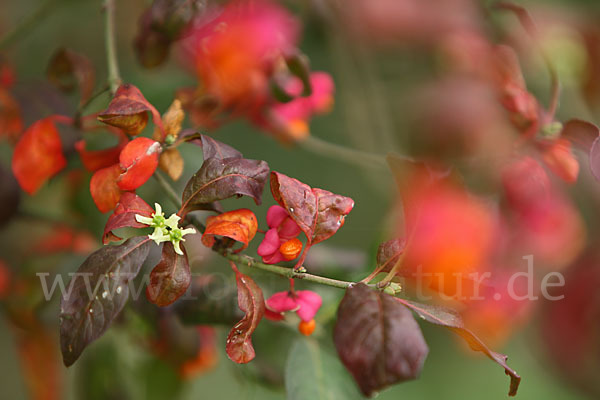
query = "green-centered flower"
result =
(135, 203, 196, 255)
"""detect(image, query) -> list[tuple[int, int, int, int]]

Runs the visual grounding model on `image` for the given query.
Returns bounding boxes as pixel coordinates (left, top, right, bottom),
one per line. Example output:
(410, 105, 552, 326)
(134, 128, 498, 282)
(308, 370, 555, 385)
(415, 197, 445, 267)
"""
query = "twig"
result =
(300, 135, 400, 170)
(224, 252, 355, 290)
(103, 0, 121, 94)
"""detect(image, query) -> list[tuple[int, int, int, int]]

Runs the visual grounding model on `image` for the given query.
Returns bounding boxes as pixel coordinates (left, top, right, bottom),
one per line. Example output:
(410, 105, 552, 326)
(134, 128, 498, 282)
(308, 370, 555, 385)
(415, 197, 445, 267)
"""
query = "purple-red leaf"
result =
(226, 265, 265, 364)
(181, 157, 269, 214)
(197, 134, 243, 160)
(334, 283, 429, 397)
(146, 242, 191, 307)
(270, 171, 354, 246)
(103, 192, 154, 244)
(394, 297, 521, 396)
(60, 237, 152, 366)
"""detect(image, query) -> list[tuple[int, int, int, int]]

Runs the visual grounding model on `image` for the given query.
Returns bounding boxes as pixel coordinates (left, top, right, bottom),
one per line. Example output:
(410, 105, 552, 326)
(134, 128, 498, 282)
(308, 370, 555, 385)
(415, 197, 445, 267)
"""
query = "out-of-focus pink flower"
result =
(502, 157, 585, 268)
(179, 1, 299, 109)
(266, 72, 334, 141)
(343, 0, 482, 46)
(257, 205, 303, 264)
(265, 290, 322, 322)
(398, 169, 497, 297)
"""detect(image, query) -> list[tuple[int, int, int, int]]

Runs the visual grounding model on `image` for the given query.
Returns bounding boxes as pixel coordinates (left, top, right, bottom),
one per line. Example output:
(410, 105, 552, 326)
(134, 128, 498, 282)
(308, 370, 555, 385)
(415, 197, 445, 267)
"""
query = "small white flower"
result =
(135, 203, 197, 255)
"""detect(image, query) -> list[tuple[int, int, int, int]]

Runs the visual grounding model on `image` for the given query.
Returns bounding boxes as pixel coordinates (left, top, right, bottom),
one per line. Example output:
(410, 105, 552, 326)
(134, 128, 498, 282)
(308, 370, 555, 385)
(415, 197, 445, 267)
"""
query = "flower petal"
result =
(257, 228, 281, 257)
(265, 291, 298, 314)
(295, 290, 322, 322)
(279, 217, 301, 239)
(266, 205, 288, 228)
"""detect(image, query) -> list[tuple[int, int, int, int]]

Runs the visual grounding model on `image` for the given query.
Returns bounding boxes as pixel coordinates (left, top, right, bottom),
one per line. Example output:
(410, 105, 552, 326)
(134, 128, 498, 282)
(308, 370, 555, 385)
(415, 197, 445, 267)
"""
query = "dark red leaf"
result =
(12, 117, 67, 194)
(46, 47, 95, 105)
(90, 163, 124, 213)
(117, 137, 161, 191)
(103, 192, 154, 244)
(179, 132, 243, 160)
(60, 236, 153, 366)
(146, 242, 191, 307)
(226, 265, 265, 364)
(97, 83, 164, 136)
(334, 283, 428, 397)
(181, 157, 269, 215)
(270, 171, 354, 245)
(394, 297, 521, 396)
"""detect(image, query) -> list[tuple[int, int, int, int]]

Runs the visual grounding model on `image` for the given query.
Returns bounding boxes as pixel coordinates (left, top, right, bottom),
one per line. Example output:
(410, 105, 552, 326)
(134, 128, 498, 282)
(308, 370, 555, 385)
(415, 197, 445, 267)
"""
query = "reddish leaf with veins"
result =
(226, 264, 265, 364)
(103, 192, 154, 244)
(117, 137, 161, 191)
(90, 163, 124, 213)
(334, 283, 428, 397)
(97, 83, 164, 136)
(12, 117, 66, 194)
(270, 171, 354, 248)
(146, 242, 191, 307)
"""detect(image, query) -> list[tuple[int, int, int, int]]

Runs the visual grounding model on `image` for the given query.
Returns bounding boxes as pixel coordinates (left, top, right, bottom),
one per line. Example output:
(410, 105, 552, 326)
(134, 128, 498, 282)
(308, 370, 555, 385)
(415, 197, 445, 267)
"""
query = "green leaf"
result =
(285, 338, 364, 400)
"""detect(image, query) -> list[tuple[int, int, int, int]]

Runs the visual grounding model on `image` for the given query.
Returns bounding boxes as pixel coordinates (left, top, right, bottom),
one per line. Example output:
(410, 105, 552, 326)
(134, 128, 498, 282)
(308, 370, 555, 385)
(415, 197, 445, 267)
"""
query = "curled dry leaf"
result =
(103, 192, 154, 244)
(12, 117, 67, 194)
(158, 148, 184, 181)
(270, 171, 354, 246)
(334, 283, 428, 397)
(90, 163, 124, 213)
(146, 241, 191, 307)
(202, 208, 258, 251)
(153, 99, 185, 180)
(60, 237, 153, 366)
(394, 297, 521, 396)
(97, 83, 164, 136)
(117, 137, 161, 191)
(226, 264, 265, 364)
(46, 47, 95, 105)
